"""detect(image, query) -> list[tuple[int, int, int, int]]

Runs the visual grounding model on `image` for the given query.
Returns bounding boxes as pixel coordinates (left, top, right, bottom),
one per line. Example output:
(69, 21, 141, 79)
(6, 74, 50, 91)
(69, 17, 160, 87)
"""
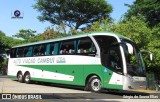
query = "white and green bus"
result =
(7, 32, 150, 92)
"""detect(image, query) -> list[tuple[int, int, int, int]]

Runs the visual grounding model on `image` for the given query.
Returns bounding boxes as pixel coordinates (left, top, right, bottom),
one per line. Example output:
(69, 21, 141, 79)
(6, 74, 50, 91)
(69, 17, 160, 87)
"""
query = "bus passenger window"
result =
(23, 47, 29, 57)
(77, 37, 96, 56)
(60, 47, 68, 54)
(39, 44, 46, 56)
(59, 40, 75, 55)
(25, 47, 33, 57)
(50, 43, 54, 55)
(17, 47, 24, 57)
(33, 45, 40, 56)
(10, 48, 16, 58)
(33, 44, 47, 56)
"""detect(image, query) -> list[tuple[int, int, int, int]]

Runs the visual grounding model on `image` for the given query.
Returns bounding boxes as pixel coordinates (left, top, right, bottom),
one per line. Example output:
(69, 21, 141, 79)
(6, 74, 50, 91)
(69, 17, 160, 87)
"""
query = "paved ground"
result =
(0, 75, 159, 102)
(0, 76, 89, 93)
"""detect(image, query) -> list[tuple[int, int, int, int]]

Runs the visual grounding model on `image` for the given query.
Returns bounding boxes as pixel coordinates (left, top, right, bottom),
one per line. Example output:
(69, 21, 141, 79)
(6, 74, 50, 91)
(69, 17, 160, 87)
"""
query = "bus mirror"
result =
(126, 43, 133, 55)
(140, 50, 153, 61)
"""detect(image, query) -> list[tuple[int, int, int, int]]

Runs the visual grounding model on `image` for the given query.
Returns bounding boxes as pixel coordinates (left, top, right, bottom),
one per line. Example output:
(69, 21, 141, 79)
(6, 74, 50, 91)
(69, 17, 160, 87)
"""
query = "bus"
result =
(7, 32, 151, 92)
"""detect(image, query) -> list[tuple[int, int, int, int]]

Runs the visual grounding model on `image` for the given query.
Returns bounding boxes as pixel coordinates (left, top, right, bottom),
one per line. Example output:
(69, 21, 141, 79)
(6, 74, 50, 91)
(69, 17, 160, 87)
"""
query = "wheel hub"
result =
(25, 75, 29, 82)
(91, 79, 101, 91)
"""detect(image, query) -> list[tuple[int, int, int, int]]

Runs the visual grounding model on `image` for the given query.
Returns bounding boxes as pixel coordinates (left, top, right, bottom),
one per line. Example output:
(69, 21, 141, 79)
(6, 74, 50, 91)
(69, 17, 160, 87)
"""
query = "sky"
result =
(0, 0, 134, 37)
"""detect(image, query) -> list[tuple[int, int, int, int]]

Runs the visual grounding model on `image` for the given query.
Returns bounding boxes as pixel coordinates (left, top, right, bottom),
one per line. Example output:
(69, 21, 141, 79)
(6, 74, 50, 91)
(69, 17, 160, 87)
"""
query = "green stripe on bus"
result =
(19, 64, 114, 88)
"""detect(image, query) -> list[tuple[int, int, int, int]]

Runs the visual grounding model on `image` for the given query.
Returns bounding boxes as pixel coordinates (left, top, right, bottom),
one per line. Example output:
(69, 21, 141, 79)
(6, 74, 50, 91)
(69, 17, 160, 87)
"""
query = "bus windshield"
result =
(122, 39, 146, 77)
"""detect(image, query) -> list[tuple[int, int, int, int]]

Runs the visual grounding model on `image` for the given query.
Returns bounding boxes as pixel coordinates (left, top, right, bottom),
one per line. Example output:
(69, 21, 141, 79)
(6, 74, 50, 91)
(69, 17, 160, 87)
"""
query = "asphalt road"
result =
(0, 75, 159, 102)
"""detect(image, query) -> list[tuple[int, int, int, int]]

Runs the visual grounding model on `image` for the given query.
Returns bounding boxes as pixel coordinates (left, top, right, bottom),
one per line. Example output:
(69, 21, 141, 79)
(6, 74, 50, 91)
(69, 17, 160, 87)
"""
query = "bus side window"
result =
(23, 47, 29, 57)
(49, 43, 54, 55)
(77, 37, 96, 56)
(59, 40, 75, 55)
(39, 44, 46, 56)
(33, 45, 40, 56)
(59, 44, 69, 54)
(54, 43, 59, 55)
(26, 47, 33, 57)
(10, 48, 17, 58)
(68, 40, 75, 54)
(33, 44, 46, 56)
(46, 43, 51, 56)
(16, 47, 24, 57)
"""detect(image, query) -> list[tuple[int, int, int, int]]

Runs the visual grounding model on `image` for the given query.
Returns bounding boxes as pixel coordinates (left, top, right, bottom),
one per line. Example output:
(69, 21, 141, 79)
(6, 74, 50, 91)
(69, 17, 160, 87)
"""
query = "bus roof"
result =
(12, 31, 130, 48)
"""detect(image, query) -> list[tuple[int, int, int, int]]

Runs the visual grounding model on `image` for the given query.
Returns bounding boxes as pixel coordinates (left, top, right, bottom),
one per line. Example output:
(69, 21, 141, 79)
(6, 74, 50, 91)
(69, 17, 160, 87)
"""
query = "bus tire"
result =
(17, 72, 23, 83)
(87, 75, 102, 92)
(24, 72, 31, 84)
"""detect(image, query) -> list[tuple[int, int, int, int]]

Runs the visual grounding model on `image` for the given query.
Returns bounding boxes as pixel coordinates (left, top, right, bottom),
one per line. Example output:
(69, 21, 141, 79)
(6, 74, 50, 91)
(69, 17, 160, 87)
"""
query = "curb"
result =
(131, 90, 160, 93)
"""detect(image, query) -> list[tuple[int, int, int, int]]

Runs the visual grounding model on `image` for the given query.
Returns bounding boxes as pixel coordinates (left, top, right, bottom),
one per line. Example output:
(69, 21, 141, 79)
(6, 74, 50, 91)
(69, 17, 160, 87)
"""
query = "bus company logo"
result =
(11, 10, 24, 19)
(56, 57, 66, 63)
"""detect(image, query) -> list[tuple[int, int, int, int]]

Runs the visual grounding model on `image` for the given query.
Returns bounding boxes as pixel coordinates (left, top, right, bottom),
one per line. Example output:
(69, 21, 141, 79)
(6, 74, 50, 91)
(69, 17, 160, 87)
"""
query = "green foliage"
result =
(0, 31, 6, 53)
(37, 27, 64, 41)
(1, 36, 22, 50)
(0, 31, 11, 73)
(0, 31, 15, 53)
(13, 29, 36, 42)
(125, 0, 160, 27)
(0, 30, 5, 36)
(12, 26, 72, 44)
(111, 17, 152, 49)
(0, 31, 23, 74)
(82, 18, 114, 33)
(0, 58, 8, 75)
(146, 25, 160, 70)
(33, 0, 112, 30)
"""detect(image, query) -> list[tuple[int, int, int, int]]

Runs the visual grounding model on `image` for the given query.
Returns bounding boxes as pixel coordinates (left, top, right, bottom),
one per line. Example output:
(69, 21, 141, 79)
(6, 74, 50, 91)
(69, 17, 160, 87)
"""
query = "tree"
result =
(111, 17, 152, 49)
(0, 31, 13, 53)
(37, 27, 63, 41)
(125, 0, 160, 28)
(13, 29, 36, 42)
(0, 30, 23, 54)
(0, 30, 22, 74)
(33, 0, 112, 30)
(0, 31, 6, 54)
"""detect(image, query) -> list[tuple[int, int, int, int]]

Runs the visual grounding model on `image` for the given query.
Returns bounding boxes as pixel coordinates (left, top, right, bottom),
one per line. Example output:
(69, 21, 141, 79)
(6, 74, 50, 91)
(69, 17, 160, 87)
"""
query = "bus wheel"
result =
(24, 73, 31, 84)
(17, 73, 23, 83)
(88, 76, 102, 92)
